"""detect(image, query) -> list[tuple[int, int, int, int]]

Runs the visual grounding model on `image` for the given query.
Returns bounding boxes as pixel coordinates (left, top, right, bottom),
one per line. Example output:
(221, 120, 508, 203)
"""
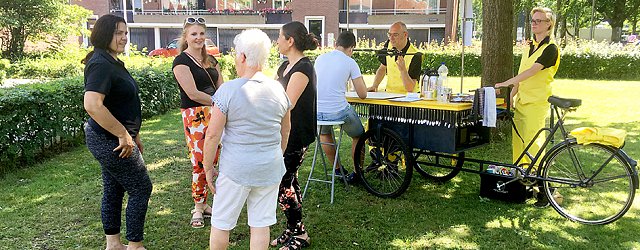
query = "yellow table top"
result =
(347, 97, 473, 111)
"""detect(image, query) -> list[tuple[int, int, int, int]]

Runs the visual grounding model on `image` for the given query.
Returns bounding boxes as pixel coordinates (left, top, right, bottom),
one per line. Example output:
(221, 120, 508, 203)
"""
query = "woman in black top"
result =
(172, 17, 223, 228)
(83, 14, 152, 250)
(271, 21, 317, 250)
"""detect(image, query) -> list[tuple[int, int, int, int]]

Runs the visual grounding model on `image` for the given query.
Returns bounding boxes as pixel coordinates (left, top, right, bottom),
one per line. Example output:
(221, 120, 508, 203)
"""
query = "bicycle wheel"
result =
(414, 151, 463, 182)
(541, 142, 636, 225)
(354, 128, 413, 198)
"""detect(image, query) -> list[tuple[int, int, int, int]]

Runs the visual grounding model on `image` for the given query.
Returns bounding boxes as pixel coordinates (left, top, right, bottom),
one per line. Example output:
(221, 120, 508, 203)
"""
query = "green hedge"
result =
(0, 65, 179, 172)
(345, 50, 640, 80)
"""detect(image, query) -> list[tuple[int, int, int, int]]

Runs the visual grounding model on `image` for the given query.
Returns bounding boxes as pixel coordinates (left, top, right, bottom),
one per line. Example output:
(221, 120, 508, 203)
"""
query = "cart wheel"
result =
(354, 128, 413, 198)
(413, 151, 463, 182)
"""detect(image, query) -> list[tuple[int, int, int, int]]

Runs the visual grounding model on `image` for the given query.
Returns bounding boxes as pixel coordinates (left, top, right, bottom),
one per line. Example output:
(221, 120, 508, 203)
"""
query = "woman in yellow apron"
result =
(495, 7, 559, 207)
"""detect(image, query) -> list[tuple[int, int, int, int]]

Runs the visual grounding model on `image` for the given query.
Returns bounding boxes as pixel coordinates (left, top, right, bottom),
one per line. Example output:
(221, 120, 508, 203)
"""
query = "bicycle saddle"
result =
(548, 96, 582, 108)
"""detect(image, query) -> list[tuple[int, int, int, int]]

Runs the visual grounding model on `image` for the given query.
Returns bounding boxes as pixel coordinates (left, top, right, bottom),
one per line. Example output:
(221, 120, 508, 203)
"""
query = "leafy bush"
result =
(347, 39, 640, 80)
(0, 63, 179, 172)
(0, 58, 9, 84)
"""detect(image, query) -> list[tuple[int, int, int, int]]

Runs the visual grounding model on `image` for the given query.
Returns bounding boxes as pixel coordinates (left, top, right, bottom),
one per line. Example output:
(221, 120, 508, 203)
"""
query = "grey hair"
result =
(233, 29, 272, 68)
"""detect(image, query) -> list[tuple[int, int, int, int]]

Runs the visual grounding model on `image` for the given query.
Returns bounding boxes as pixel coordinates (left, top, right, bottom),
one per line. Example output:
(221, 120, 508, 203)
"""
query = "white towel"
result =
(482, 87, 496, 127)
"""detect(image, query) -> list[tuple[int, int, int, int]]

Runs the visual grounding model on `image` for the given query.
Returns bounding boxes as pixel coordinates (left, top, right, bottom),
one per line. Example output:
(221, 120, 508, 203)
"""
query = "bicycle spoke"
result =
(542, 142, 635, 225)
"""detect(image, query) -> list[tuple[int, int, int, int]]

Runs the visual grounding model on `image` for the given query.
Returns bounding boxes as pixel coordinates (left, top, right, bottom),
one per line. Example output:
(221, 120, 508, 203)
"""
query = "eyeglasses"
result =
(531, 19, 549, 25)
(184, 17, 206, 26)
(387, 32, 402, 38)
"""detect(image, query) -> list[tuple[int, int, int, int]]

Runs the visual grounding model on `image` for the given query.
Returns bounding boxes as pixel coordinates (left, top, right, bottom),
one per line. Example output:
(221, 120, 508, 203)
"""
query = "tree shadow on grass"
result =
(296, 120, 640, 249)
(1, 110, 638, 249)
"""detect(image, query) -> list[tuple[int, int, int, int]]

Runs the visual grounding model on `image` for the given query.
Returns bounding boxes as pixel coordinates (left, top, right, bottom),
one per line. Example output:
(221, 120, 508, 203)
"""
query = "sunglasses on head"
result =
(184, 17, 206, 26)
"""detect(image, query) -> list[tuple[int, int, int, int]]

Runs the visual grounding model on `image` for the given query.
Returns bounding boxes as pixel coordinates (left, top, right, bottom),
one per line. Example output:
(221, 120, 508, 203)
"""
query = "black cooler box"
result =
(479, 173, 532, 203)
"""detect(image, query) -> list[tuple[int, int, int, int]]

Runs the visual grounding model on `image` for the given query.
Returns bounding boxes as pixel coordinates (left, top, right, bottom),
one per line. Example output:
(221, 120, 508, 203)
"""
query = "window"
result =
(216, 0, 252, 10)
(348, 0, 371, 12)
(426, 0, 440, 14)
(273, 0, 291, 9)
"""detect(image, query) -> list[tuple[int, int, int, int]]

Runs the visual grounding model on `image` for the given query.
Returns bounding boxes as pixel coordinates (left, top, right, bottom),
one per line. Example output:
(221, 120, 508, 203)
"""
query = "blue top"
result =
(212, 73, 291, 186)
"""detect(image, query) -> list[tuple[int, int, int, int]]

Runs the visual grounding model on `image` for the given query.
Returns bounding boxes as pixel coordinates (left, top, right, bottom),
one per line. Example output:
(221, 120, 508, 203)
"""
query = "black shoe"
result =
(334, 167, 347, 177)
(345, 172, 360, 184)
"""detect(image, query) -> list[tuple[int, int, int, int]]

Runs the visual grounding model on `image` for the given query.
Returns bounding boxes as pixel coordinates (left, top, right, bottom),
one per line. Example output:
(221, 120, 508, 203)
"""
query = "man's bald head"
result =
(388, 21, 408, 49)
(391, 21, 408, 32)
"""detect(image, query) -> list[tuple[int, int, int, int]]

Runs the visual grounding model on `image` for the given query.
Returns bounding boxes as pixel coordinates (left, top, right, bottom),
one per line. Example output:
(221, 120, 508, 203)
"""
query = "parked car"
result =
(148, 38, 220, 57)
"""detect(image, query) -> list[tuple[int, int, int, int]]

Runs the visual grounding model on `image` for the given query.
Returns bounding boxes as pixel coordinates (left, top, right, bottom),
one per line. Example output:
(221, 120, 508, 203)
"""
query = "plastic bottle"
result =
(436, 62, 449, 102)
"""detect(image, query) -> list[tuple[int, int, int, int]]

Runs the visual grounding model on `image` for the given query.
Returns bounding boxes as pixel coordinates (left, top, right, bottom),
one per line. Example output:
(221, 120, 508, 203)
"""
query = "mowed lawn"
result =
(0, 77, 639, 249)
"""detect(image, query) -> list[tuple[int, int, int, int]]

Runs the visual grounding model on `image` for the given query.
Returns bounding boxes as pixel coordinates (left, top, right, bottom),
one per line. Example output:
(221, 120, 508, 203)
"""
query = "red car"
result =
(148, 38, 220, 57)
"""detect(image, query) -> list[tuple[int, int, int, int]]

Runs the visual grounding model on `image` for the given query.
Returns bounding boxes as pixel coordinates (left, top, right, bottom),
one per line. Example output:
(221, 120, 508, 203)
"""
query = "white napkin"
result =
(482, 87, 496, 127)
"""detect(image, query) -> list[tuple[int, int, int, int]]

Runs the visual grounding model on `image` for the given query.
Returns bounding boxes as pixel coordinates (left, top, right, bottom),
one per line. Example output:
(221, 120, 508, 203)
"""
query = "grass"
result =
(1, 78, 639, 249)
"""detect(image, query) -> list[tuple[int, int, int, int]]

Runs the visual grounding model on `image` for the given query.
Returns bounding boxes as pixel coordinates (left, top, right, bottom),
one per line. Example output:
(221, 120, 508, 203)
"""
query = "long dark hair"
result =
(282, 21, 318, 52)
(82, 14, 126, 64)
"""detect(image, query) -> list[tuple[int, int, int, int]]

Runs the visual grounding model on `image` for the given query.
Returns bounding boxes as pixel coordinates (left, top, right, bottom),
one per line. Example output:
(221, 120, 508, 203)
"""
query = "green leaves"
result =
(0, 63, 179, 172)
(0, 0, 91, 60)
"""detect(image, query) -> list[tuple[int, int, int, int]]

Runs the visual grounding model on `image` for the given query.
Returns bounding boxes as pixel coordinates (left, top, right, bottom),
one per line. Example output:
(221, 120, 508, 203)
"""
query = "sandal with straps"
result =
(190, 205, 211, 228)
(281, 236, 310, 250)
(270, 229, 293, 247)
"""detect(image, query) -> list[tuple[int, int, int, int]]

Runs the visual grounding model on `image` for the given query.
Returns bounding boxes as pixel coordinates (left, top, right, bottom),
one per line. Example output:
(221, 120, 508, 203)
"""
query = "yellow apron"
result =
(385, 42, 420, 94)
(512, 38, 560, 164)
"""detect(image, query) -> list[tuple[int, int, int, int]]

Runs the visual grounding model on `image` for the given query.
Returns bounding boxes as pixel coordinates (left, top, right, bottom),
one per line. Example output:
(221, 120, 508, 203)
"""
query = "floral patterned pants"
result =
(181, 106, 218, 204)
(277, 146, 308, 235)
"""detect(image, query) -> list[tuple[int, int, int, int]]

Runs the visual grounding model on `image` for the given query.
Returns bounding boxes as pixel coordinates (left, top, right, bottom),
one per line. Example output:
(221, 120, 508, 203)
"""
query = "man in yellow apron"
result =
(495, 7, 560, 207)
(367, 21, 423, 94)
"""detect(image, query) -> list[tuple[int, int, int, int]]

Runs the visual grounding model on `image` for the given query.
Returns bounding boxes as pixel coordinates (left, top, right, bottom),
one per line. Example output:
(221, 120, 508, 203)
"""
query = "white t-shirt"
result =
(211, 72, 291, 186)
(315, 50, 362, 113)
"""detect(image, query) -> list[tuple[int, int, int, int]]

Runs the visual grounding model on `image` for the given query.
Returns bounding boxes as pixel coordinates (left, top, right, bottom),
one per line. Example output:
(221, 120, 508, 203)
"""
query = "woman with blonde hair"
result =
(172, 17, 224, 228)
(495, 7, 560, 207)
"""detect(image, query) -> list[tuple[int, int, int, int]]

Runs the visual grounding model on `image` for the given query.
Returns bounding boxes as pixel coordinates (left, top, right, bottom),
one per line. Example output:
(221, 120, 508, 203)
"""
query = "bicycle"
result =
(352, 93, 638, 225)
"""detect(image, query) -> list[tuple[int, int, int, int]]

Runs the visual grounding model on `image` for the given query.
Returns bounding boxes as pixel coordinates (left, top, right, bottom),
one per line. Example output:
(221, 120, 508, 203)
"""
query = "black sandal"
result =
(270, 229, 293, 247)
(282, 236, 310, 250)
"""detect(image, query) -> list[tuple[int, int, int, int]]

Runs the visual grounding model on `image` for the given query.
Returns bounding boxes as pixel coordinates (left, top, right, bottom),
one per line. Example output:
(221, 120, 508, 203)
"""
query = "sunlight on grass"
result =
(147, 156, 183, 171)
(145, 129, 170, 135)
(156, 207, 174, 216)
(485, 216, 521, 229)
(32, 193, 63, 203)
(162, 139, 179, 145)
(391, 224, 478, 249)
(151, 180, 180, 195)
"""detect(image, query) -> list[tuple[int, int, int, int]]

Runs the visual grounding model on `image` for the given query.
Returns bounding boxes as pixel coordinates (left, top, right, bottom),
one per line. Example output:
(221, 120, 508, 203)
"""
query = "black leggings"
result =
(85, 125, 152, 242)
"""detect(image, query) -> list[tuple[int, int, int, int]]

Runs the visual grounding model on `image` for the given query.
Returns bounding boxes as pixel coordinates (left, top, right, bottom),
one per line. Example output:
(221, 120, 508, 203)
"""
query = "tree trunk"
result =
(609, 0, 627, 42)
(525, 8, 531, 40)
(8, 27, 26, 61)
(555, 0, 566, 46)
(513, 0, 518, 41)
(574, 14, 580, 38)
(481, 0, 514, 87)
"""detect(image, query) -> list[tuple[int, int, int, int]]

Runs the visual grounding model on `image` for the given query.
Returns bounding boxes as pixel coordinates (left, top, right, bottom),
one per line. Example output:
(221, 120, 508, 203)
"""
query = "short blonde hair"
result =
(531, 7, 556, 36)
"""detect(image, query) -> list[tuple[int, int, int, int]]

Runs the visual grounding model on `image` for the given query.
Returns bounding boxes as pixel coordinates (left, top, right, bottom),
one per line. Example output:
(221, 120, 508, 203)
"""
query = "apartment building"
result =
(72, 0, 459, 53)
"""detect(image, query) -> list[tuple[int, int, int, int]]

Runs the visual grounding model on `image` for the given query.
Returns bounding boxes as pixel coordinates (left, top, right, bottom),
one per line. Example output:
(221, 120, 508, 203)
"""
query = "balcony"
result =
(339, 11, 368, 24)
(265, 12, 292, 24)
(338, 9, 447, 25)
(123, 8, 294, 25)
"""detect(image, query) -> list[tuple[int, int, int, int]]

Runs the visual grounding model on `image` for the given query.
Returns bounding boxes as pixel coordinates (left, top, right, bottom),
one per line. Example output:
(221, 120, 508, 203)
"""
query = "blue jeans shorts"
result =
(317, 105, 365, 137)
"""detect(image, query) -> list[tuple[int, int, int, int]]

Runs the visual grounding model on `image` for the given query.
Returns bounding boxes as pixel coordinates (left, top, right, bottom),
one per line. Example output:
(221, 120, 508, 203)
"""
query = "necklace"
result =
(185, 51, 203, 61)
